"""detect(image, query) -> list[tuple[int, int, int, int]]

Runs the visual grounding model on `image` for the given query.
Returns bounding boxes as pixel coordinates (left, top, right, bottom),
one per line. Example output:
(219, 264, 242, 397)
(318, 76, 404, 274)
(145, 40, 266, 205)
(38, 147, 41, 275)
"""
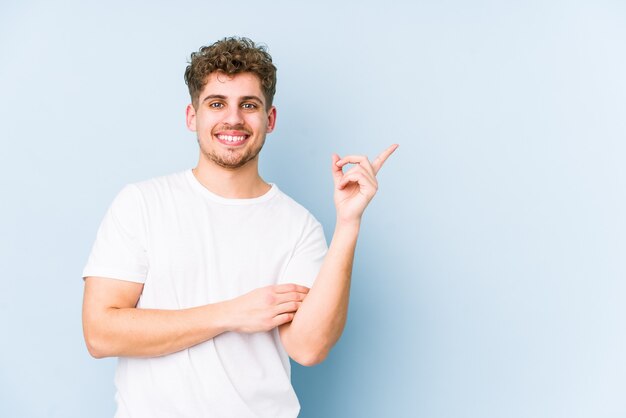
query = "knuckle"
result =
(264, 293, 276, 305)
(290, 292, 301, 300)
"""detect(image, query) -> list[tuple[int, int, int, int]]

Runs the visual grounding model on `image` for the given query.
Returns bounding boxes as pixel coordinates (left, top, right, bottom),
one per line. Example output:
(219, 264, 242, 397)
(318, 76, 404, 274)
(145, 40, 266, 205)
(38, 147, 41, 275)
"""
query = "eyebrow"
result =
(201, 94, 265, 105)
(240, 95, 264, 104)
(201, 94, 227, 103)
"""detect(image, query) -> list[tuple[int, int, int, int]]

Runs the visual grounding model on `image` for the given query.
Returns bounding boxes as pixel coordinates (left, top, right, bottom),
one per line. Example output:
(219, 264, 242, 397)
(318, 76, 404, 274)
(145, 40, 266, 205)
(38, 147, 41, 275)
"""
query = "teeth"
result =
(218, 135, 247, 142)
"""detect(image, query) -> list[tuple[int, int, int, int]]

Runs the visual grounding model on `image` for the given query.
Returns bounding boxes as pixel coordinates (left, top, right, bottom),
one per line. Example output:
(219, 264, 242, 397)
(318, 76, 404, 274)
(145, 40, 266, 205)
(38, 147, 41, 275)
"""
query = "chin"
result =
(206, 152, 259, 169)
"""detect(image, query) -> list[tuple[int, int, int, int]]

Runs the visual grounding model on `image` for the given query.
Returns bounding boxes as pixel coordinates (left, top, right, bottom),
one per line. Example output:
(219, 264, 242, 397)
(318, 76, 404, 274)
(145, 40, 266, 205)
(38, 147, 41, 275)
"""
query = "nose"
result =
(222, 104, 244, 127)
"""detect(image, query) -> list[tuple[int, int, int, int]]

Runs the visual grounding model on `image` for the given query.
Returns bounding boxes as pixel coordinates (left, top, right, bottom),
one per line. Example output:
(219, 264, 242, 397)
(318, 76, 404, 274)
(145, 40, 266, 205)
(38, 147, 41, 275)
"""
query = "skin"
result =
(82, 71, 398, 365)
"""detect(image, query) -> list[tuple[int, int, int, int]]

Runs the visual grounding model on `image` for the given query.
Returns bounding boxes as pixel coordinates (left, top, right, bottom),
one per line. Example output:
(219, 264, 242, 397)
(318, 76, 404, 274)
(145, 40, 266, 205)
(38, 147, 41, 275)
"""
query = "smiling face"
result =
(186, 72, 276, 170)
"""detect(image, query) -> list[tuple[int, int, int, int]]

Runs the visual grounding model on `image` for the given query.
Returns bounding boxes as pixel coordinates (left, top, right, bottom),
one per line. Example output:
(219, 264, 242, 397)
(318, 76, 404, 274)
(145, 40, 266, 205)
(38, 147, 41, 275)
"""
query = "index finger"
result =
(372, 144, 399, 174)
(274, 283, 310, 294)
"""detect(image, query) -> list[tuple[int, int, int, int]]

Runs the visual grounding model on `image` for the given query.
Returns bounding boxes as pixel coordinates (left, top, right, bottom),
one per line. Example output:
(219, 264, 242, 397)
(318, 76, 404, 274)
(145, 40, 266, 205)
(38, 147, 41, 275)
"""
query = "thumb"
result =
(331, 153, 343, 187)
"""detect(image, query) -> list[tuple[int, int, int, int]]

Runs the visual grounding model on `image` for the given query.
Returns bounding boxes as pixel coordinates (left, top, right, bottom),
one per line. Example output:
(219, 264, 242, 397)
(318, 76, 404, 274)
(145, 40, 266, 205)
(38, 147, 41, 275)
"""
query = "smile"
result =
(216, 134, 249, 146)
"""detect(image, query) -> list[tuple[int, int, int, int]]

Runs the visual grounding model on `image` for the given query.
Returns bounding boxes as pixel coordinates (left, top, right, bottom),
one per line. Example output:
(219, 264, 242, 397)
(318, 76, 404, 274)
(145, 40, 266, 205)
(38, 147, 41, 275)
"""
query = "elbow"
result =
(83, 324, 113, 359)
(87, 348, 106, 360)
(84, 333, 108, 359)
(280, 325, 336, 366)
(85, 339, 108, 359)
(83, 307, 120, 359)
(291, 348, 329, 367)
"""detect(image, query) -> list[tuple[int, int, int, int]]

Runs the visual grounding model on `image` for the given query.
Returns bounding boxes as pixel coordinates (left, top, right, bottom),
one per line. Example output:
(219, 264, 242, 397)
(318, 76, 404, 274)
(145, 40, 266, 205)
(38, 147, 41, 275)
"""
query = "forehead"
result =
(199, 72, 264, 100)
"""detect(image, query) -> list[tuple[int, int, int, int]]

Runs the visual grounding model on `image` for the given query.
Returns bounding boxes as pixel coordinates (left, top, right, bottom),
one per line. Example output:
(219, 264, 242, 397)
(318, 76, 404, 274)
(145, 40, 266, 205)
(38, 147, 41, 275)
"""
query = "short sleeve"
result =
(279, 215, 328, 288)
(82, 185, 148, 283)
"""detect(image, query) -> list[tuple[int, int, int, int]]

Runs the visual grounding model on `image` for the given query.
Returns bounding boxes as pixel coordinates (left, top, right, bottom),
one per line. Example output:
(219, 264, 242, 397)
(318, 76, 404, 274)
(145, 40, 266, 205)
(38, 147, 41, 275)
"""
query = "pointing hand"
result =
(331, 144, 398, 224)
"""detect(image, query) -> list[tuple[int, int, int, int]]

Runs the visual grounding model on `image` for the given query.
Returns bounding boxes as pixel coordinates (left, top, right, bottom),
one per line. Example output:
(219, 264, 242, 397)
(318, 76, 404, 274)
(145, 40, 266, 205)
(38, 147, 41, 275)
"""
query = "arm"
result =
(279, 144, 398, 366)
(82, 277, 309, 358)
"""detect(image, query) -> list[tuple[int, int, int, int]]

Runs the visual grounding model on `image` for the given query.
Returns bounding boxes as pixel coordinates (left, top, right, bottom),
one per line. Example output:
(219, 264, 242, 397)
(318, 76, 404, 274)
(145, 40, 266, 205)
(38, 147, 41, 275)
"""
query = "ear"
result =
(266, 106, 277, 133)
(186, 103, 197, 132)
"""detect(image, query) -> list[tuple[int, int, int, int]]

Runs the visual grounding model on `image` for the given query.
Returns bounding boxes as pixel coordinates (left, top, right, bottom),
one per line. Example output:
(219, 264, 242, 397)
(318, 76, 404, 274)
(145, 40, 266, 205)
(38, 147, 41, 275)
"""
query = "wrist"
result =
(335, 216, 361, 233)
(211, 300, 235, 333)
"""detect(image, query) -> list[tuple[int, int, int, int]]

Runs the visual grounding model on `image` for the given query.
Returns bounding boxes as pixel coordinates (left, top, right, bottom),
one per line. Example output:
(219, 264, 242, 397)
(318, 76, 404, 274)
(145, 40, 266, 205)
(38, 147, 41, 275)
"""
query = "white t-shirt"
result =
(83, 170, 328, 418)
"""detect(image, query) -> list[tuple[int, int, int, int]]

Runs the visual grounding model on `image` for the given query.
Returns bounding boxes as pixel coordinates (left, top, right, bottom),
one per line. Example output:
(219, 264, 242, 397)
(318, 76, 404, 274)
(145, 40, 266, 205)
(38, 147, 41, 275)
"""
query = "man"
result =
(82, 37, 397, 417)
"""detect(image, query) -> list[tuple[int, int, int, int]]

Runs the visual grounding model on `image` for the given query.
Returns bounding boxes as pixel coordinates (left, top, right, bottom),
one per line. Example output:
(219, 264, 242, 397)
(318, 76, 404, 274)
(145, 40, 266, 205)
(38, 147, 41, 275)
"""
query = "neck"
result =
(192, 157, 270, 199)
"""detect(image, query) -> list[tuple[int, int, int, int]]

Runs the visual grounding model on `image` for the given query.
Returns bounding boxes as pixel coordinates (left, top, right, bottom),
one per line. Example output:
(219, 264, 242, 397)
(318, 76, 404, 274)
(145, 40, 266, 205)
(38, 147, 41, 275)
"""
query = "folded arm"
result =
(82, 277, 309, 358)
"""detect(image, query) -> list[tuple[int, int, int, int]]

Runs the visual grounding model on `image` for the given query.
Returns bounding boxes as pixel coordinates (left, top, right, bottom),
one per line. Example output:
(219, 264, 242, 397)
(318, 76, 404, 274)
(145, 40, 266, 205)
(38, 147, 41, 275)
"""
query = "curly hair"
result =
(184, 37, 277, 109)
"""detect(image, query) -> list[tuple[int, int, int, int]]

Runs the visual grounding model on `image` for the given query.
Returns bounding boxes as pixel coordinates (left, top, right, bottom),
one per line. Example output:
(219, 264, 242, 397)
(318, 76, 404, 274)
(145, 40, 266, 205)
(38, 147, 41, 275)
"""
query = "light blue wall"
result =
(1, 1, 625, 417)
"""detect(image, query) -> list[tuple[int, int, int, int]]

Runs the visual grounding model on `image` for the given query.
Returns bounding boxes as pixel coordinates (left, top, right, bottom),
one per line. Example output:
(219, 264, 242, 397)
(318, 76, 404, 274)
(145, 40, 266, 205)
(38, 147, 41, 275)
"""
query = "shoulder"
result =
(130, 170, 190, 194)
(272, 187, 310, 214)
(272, 186, 323, 228)
(120, 170, 192, 203)
(109, 170, 192, 215)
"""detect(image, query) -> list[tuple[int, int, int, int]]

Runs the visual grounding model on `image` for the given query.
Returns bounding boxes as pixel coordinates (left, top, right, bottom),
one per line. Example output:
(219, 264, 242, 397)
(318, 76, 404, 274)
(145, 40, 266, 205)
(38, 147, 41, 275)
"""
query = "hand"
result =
(225, 284, 310, 333)
(332, 144, 398, 224)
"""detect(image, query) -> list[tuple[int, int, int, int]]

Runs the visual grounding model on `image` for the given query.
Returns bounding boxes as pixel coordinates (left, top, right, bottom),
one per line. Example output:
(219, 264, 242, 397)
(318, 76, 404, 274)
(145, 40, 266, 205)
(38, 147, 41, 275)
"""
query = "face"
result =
(186, 72, 276, 170)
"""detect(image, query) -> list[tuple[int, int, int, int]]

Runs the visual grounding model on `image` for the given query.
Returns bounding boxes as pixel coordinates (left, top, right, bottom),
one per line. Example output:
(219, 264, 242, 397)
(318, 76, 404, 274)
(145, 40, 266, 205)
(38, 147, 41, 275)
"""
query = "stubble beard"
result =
(198, 135, 266, 170)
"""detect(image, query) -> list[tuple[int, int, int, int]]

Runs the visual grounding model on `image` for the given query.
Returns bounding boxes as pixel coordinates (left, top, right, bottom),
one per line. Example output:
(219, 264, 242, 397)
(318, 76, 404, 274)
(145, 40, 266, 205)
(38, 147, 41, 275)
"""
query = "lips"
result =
(215, 133, 250, 146)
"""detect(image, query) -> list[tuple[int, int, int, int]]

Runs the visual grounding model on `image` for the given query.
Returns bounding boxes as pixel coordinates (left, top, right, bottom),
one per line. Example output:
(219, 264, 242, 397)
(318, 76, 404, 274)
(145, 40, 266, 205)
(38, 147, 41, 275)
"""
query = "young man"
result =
(82, 37, 397, 417)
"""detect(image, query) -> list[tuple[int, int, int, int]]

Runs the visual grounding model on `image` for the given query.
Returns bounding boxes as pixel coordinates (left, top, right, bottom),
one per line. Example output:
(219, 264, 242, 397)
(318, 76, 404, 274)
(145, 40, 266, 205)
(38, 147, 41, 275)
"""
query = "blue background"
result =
(1, 1, 625, 417)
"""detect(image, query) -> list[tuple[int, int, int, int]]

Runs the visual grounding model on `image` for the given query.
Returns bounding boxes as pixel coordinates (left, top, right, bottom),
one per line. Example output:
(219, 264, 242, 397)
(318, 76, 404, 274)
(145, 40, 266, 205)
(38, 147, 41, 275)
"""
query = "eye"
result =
(241, 102, 257, 110)
(209, 102, 224, 109)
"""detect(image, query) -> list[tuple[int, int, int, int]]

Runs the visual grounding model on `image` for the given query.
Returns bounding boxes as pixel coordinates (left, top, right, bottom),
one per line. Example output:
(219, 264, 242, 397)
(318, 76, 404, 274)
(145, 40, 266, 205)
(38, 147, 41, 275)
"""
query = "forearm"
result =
(83, 302, 229, 358)
(280, 219, 360, 365)
(83, 276, 307, 359)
